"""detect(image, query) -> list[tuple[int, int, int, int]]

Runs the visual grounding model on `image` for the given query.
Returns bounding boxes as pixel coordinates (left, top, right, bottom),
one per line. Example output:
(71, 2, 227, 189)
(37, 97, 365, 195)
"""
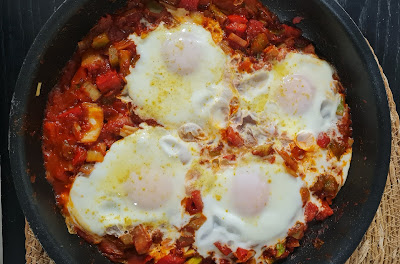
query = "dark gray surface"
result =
(1, 0, 399, 263)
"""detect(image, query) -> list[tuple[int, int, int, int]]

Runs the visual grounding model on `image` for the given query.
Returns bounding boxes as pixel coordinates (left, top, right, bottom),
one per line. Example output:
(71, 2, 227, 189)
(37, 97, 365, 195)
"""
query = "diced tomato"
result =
(43, 122, 58, 140)
(227, 15, 248, 24)
(226, 22, 248, 37)
(291, 146, 305, 160)
(54, 165, 69, 182)
(76, 228, 100, 244)
(58, 105, 83, 119)
(178, 0, 199, 11)
(214, 242, 232, 256)
(133, 225, 152, 254)
(113, 39, 136, 53)
(300, 187, 310, 207)
(282, 24, 302, 38)
(156, 254, 185, 264)
(303, 44, 315, 54)
(246, 19, 265, 39)
(176, 236, 195, 248)
(292, 16, 304, 24)
(316, 201, 334, 221)
(317, 132, 330, 148)
(224, 127, 244, 147)
(234, 248, 254, 263)
(226, 16, 248, 38)
(72, 146, 87, 166)
(98, 240, 124, 256)
(71, 67, 88, 86)
(184, 190, 204, 215)
(304, 202, 318, 222)
(238, 58, 253, 73)
(223, 154, 236, 161)
(96, 70, 123, 93)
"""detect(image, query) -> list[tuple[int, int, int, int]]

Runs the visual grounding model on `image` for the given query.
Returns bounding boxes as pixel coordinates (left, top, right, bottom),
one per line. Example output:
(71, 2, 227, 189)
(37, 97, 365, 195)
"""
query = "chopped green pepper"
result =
(276, 243, 286, 257)
(336, 97, 345, 116)
(92, 33, 110, 49)
(185, 257, 202, 264)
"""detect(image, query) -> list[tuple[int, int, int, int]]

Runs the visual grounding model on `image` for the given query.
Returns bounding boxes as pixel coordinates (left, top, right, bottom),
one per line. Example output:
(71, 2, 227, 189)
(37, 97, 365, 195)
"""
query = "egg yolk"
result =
(162, 30, 204, 75)
(277, 74, 315, 115)
(125, 169, 174, 210)
(231, 168, 270, 217)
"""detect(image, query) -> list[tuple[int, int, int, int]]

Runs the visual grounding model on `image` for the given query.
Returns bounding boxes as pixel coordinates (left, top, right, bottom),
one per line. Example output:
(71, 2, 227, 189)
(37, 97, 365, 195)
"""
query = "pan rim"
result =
(8, 0, 391, 263)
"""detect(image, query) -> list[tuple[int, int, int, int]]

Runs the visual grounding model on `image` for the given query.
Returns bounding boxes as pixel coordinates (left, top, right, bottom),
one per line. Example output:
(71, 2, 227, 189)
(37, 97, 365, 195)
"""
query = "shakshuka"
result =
(42, 0, 352, 263)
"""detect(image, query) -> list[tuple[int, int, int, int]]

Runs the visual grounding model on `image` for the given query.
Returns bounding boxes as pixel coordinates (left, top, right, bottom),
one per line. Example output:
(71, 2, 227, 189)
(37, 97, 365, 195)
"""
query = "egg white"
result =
(67, 125, 198, 238)
(236, 52, 341, 139)
(193, 154, 304, 257)
(126, 22, 234, 134)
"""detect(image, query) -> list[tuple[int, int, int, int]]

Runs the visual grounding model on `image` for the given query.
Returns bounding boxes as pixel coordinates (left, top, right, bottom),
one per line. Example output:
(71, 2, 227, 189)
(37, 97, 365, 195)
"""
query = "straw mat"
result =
(25, 44, 400, 264)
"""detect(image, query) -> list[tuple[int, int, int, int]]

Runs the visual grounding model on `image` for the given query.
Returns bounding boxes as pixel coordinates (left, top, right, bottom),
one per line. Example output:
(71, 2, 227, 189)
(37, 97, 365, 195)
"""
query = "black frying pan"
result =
(8, 0, 391, 263)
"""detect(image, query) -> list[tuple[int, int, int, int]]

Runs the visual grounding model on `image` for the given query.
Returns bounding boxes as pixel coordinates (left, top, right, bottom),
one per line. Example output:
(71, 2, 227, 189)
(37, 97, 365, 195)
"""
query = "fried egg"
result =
(236, 52, 341, 141)
(126, 22, 234, 135)
(301, 148, 352, 188)
(192, 154, 304, 257)
(67, 125, 198, 237)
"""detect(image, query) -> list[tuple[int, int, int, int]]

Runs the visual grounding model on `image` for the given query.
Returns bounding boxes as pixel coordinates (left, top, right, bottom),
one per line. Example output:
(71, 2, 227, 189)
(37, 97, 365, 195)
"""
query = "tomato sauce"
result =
(42, 0, 351, 263)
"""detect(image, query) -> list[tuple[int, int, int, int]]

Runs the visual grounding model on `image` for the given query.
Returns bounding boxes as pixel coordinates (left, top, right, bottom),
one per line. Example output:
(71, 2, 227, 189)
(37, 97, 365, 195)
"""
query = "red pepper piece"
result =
(184, 190, 204, 215)
(292, 16, 304, 24)
(304, 202, 318, 222)
(214, 242, 232, 256)
(282, 24, 302, 38)
(234, 248, 254, 263)
(71, 67, 88, 86)
(316, 201, 334, 221)
(227, 15, 248, 24)
(226, 22, 248, 36)
(96, 70, 123, 93)
(224, 127, 244, 147)
(72, 146, 87, 166)
(317, 132, 330, 148)
(156, 254, 185, 264)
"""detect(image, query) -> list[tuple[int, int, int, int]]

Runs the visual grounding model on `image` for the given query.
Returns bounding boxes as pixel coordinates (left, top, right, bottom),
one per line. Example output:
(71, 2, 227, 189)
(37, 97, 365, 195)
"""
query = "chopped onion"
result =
(219, 40, 233, 54)
(82, 82, 101, 101)
(86, 150, 104, 162)
(91, 33, 110, 49)
(120, 125, 138, 137)
(295, 130, 316, 151)
(79, 163, 95, 175)
(79, 103, 104, 143)
(108, 46, 119, 68)
(178, 123, 206, 142)
(228, 33, 248, 48)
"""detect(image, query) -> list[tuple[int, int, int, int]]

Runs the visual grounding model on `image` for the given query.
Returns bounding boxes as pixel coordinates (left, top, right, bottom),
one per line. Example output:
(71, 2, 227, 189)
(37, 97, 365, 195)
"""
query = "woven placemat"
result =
(25, 47, 400, 264)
